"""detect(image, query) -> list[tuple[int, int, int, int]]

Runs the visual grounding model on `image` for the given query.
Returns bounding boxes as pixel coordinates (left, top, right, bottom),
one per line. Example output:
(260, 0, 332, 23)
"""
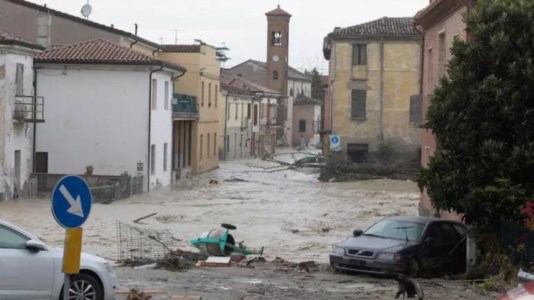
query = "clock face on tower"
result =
(272, 55, 279, 62)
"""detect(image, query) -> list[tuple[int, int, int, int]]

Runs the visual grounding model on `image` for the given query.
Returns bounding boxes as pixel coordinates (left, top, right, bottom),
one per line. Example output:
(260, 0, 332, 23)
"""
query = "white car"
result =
(0, 219, 116, 300)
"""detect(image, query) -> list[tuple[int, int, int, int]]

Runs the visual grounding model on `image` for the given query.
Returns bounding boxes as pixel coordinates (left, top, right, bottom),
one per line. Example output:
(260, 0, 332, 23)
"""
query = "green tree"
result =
(304, 67, 324, 100)
(418, 0, 534, 231)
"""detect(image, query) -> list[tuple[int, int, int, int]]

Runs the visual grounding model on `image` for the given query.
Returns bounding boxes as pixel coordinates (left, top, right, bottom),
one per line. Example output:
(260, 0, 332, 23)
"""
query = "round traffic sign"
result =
(51, 176, 92, 229)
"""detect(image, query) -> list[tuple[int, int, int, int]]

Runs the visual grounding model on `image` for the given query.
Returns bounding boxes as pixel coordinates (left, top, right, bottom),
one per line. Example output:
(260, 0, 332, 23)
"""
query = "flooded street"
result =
(0, 152, 419, 263)
(0, 152, 494, 299)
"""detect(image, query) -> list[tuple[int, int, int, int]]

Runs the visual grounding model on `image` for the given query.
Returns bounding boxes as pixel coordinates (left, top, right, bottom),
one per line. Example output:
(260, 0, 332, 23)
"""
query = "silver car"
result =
(0, 219, 117, 300)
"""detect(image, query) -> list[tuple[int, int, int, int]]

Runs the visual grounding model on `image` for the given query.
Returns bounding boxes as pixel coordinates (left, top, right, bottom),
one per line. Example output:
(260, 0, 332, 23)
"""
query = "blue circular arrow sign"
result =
(330, 136, 340, 144)
(51, 176, 92, 229)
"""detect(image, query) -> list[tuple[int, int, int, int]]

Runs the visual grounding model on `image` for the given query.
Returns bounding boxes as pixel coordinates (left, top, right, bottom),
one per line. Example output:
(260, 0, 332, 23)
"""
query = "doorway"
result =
(14, 150, 21, 192)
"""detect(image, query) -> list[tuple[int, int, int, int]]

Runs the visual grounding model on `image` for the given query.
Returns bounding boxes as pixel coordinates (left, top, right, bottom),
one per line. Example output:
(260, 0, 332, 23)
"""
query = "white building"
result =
(227, 60, 312, 146)
(0, 30, 44, 200)
(220, 70, 279, 159)
(34, 39, 186, 192)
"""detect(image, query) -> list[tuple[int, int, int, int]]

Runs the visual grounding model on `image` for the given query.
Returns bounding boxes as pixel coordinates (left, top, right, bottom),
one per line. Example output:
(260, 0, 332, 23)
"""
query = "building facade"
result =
(415, 0, 475, 218)
(0, 0, 157, 54)
(219, 83, 254, 160)
(323, 17, 422, 162)
(0, 30, 44, 200)
(292, 95, 322, 148)
(228, 60, 312, 147)
(228, 6, 313, 147)
(220, 70, 279, 159)
(158, 44, 220, 175)
(34, 39, 185, 192)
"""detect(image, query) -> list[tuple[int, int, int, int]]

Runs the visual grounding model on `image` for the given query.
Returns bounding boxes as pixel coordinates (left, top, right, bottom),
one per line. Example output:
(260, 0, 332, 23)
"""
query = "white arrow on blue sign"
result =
(330, 135, 341, 151)
(51, 176, 92, 229)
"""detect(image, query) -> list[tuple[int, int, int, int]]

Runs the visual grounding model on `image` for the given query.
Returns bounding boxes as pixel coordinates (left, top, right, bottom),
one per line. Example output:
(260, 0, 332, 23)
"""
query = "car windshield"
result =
(364, 220, 425, 241)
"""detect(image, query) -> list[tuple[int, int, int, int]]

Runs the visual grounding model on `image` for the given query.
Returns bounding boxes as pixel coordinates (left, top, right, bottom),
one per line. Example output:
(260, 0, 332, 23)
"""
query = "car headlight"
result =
(332, 245, 345, 255)
(377, 252, 400, 261)
(103, 262, 115, 274)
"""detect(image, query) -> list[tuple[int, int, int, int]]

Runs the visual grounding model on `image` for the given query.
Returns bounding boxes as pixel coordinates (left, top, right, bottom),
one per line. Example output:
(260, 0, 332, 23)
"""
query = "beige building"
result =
(323, 17, 422, 161)
(158, 44, 220, 176)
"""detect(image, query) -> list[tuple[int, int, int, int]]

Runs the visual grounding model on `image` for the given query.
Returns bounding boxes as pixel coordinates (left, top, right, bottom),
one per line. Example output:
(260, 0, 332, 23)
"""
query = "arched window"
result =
(289, 88, 294, 96)
(273, 71, 279, 80)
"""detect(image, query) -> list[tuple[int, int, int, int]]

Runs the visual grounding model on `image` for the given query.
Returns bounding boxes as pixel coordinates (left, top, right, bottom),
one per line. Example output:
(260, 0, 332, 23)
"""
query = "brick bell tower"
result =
(266, 5, 291, 140)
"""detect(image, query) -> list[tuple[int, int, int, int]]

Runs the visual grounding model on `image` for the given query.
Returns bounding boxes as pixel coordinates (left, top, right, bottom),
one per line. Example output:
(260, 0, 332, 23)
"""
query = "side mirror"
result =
(353, 230, 363, 237)
(25, 240, 47, 252)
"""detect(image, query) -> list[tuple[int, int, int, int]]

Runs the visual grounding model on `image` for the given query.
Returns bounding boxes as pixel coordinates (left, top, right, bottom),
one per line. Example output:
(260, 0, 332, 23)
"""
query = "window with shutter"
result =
(15, 63, 24, 95)
(409, 94, 422, 124)
(299, 120, 306, 133)
(352, 44, 367, 66)
(351, 89, 367, 119)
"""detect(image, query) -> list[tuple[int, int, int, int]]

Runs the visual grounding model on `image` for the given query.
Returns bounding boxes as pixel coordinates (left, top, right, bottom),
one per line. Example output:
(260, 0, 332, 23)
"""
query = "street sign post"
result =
(330, 135, 341, 151)
(51, 175, 92, 300)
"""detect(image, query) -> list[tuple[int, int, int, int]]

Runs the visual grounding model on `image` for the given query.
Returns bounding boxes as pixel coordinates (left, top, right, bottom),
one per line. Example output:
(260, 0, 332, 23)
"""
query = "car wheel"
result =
(406, 258, 421, 278)
(61, 273, 103, 300)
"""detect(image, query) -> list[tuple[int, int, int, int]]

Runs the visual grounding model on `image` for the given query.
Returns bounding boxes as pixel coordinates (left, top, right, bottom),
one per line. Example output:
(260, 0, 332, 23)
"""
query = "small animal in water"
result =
(208, 179, 218, 184)
(126, 288, 152, 300)
(393, 273, 424, 299)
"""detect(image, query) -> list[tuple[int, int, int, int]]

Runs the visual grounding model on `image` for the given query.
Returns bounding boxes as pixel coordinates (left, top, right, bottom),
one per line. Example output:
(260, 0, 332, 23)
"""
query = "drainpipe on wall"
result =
(223, 93, 229, 160)
(379, 38, 385, 143)
(170, 72, 186, 183)
(32, 66, 38, 173)
(414, 25, 425, 96)
(147, 65, 164, 192)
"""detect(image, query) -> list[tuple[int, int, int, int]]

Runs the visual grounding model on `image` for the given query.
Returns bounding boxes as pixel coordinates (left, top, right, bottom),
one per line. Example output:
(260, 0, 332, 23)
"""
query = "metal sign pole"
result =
(63, 273, 70, 300)
(51, 176, 92, 300)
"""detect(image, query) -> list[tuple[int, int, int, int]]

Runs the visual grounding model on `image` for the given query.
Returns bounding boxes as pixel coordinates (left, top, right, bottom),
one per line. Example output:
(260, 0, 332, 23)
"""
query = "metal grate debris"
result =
(116, 221, 176, 262)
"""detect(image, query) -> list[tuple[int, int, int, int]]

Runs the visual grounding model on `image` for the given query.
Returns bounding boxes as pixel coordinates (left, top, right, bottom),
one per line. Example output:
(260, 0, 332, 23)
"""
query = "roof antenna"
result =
(170, 29, 181, 45)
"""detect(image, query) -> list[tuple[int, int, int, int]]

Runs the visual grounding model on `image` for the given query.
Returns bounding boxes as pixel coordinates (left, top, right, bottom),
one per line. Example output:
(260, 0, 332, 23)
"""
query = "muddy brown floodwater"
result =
(0, 151, 495, 299)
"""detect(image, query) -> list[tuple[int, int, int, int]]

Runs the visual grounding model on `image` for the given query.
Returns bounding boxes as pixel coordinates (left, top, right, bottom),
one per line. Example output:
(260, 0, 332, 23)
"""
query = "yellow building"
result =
(158, 44, 220, 176)
(323, 17, 422, 162)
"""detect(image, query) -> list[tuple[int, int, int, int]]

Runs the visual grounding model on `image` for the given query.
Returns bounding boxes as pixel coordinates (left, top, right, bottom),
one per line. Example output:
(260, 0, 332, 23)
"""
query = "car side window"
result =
(424, 224, 445, 243)
(439, 223, 460, 243)
(453, 224, 467, 238)
(0, 225, 29, 249)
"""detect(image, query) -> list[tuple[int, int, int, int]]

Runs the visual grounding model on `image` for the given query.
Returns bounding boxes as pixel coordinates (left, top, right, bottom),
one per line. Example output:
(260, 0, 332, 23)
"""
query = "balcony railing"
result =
(172, 94, 198, 119)
(241, 118, 250, 129)
(13, 95, 45, 123)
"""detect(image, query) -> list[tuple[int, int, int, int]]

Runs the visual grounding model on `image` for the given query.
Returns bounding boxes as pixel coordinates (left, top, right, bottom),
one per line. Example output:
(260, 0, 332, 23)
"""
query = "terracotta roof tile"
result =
(0, 30, 24, 41)
(294, 94, 322, 105)
(247, 60, 311, 82)
(160, 44, 201, 53)
(35, 39, 186, 72)
(0, 29, 44, 50)
(330, 17, 420, 38)
(221, 70, 279, 95)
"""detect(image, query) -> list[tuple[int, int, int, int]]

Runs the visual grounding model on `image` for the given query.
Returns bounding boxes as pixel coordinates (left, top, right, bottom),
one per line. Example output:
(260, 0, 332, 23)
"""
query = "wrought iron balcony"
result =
(172, 94, 199, 119)
(13, 95, 45, 123)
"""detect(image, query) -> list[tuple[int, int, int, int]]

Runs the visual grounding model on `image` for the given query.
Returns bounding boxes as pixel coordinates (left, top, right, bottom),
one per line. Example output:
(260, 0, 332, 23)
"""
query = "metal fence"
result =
(30, 173, 144, 203)
(116, 221, 176, 262)
(500, 220, 534, 268)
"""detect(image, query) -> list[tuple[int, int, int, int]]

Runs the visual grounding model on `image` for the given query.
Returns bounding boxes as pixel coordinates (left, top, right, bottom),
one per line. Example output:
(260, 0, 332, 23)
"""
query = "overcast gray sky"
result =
(29, 0, 428, 74)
